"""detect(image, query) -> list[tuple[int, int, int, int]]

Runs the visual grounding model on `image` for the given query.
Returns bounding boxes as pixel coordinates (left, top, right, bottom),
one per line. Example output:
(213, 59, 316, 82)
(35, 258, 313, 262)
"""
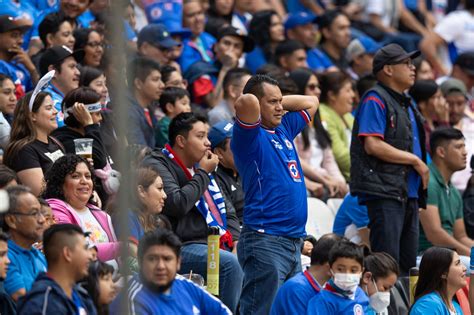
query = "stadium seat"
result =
(306, 197, 335, 238)
(326, 198, 343, 215)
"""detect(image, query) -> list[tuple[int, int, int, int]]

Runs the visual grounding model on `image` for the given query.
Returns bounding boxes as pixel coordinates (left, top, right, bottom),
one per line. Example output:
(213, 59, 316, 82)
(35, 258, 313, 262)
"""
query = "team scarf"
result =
(162, 144, 233, 249)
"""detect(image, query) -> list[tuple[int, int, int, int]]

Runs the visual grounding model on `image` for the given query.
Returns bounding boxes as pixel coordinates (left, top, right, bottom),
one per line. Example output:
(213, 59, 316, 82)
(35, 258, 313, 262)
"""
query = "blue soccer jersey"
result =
(231, 110, 310, 238)
(114, 274, 232, 315)
(270, 271, 322, 315)
(306, 286, 369, 315)
(356, 91, 422, 198)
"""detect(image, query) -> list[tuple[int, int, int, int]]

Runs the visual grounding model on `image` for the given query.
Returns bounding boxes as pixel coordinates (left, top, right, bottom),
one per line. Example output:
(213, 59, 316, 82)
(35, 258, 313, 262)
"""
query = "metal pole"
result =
(108, 2, 131, 314)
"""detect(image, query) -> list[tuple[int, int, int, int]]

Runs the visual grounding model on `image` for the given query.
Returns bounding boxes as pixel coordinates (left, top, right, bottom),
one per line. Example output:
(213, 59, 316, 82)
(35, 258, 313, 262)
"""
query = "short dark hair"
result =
(62, 87, 101, 128)
(159, 87, 190, 114)
(223, 68, 251, 99)
(319, 71, 352, 103)
(138, 229, 182, 264)
(430, 127, 465, 156)
(356, 74, 377, 98)
(168, 112, 207, 147)
(275, 40, 305, 66)
(127, 57, 161, 88)
(43, 223, 86, 265)
(0, 231, 8, 243)
(79, 66, 104, 87)
(0, 73, 14, 88)
(39, 12, 74, 47)
(317, 10, 347, 42)
(6, 185, 32, 214)
(38, 197, 50, 208)
(160, 65, 178, 84)
(242, 74, 279, 100)
(328, 240, 364, 268)
(0, 165, 18, 189)
(364, 252, 399, 280)
(311, 233, 342, 266)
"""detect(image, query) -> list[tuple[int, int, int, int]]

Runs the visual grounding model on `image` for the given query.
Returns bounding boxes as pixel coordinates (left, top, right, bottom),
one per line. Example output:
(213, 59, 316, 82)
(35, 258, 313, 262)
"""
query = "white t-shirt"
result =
(434, 10, 474, 71)
(365, 0, 400, 27)
(76, 208, 109, 244)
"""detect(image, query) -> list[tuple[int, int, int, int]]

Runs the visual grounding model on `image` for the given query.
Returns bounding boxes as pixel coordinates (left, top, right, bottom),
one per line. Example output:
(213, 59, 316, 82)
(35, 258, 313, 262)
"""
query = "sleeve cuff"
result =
(235, 117, 261, 129)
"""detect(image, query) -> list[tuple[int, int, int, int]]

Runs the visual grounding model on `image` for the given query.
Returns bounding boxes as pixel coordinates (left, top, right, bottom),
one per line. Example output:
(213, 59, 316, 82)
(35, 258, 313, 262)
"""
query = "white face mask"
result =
(332, 271, 361, 292)
(369, 279, 391, 312)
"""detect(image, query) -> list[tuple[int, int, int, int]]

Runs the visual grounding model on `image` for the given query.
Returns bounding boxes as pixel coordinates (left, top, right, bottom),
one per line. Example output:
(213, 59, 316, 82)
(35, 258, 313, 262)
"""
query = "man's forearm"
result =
(282, 95, 318, 112)
(427, 229, 471, 255)
(364, 136, 418, 166)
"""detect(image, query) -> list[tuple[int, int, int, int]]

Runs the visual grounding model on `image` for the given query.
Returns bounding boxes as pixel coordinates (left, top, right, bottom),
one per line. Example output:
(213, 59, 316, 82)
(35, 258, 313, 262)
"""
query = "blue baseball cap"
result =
(160, 20, 192, 39)
(284, 12, 318, 30)
(346, 36, 382, 62)
(209, 121, 234, 149)
(137, 24, 180, 49)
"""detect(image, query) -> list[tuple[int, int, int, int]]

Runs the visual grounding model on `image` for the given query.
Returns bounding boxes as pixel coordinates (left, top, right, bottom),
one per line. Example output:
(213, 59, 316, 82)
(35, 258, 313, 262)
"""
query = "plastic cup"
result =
(74, 138, 93, 159)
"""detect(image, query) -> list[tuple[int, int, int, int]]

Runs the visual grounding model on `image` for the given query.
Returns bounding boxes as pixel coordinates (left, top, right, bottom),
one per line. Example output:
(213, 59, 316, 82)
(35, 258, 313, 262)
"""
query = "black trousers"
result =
(366, 198, 419, 276)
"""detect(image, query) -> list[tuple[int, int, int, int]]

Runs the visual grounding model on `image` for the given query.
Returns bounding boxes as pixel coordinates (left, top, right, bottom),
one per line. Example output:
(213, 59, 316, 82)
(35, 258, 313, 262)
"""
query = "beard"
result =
(139, 271, 174, 294)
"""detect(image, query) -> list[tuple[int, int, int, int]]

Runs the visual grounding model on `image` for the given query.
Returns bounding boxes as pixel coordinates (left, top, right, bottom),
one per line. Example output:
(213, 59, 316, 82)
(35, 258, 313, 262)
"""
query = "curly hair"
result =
(42, 154, 96, 202)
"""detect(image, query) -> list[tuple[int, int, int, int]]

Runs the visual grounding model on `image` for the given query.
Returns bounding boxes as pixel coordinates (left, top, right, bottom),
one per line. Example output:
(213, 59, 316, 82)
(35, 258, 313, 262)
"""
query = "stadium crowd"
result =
(0, 0, 472, 314)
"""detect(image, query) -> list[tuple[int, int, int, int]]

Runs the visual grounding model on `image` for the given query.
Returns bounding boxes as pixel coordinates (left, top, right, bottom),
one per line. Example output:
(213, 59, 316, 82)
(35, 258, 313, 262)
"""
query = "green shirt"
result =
(418, 162, 463, 252)
(155, 116, 171, 148)
(319, 103, 354, 180)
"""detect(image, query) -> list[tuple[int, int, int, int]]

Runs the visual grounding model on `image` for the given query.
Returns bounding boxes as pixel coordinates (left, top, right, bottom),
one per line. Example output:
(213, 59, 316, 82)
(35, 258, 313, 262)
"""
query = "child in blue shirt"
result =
(307, 240, 369, 314)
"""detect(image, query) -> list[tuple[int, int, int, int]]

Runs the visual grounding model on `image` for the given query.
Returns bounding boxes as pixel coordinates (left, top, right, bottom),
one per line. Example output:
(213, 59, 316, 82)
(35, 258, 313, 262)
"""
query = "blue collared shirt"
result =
(4, 239, 47, 295)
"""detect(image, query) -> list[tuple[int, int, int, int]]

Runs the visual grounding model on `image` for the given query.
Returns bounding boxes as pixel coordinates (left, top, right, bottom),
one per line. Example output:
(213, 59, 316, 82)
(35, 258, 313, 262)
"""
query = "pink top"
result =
(47, 198, 120, 262)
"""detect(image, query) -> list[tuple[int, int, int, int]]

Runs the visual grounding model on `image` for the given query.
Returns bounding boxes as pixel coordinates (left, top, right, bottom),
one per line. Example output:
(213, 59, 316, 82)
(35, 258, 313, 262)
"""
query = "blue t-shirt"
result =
(410, 292, 463, 315)
(113, 274, 232, 315)
(270, 271, 322, 315)
(117, 210, 145, 244)
(245, 46, 268, 74)
(306, 286, 369, 315)
(44, 83, 65, 127)
(0, 60, 33, 92)
(307, 47, 335, 73)
(333, 194, 369, 236)
(24, 0, 58, 10)
(231, 110, 310, 238)
(178, 32, 216, 74)
(4, 240, 47, 295)
(356, 91, 422, 199)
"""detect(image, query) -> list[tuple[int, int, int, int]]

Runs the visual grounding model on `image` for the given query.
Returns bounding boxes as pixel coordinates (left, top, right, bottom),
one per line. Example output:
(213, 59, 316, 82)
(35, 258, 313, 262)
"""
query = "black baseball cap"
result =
(0, 15, 30, 33)
(454, 52, 474, 76)
(216, 26, 255, 53)
(372, 44, 420, 75)
(39, 45, 84, 76)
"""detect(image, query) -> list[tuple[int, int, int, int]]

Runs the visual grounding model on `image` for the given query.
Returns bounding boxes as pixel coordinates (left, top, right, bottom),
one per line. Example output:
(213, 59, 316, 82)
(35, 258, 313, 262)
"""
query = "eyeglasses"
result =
(86, 42, 105, 49)
(9, 210, 47, 219)
(307, 83, 320, 91)
(390, 59, 414, 68)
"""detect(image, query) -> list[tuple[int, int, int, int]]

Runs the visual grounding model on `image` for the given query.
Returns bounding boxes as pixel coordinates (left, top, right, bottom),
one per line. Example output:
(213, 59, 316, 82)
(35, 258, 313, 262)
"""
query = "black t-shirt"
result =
(9, 139, 64, 174)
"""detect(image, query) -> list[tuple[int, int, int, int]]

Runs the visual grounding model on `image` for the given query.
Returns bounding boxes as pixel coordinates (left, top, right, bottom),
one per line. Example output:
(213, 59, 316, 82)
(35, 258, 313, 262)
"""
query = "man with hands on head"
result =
(141, 112, 243, 313)
(231, 74, 319, 315)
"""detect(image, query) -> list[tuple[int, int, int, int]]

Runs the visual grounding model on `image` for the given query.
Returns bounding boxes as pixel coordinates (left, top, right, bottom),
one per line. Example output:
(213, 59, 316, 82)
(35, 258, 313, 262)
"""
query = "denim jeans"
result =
(237, 227, 302, 315)
(179, 243, 243, 313)
(367, 198, 419, 275)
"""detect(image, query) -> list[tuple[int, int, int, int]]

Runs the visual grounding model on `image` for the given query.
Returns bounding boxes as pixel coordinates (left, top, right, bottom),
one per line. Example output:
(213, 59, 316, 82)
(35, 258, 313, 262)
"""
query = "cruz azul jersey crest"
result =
(287, 160, 301, 182)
